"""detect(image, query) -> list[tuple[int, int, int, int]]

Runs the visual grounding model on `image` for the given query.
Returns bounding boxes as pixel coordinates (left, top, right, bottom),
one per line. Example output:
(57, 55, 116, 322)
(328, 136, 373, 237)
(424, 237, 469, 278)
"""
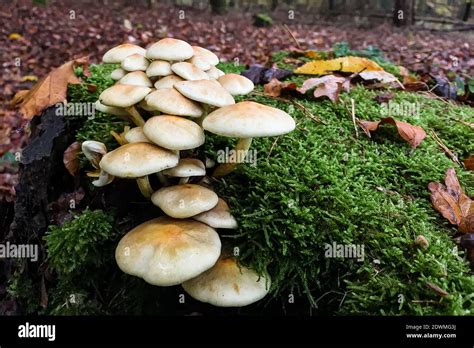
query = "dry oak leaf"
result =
(63, 141, 81, 177)
(297, 75, 350, 103)
(428, 168, 474, 233)
(12, 56, 89, 120)
(294, 56, 383, 75)
(263, 78, 297, 97)
(358, 117, 427, 148)
(464, 155, 474, 171)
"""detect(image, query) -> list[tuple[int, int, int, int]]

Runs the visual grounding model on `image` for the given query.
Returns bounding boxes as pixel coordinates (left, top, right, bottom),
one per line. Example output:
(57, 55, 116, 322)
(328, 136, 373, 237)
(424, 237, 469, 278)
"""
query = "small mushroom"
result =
(206, 66, 225, 80)
(81, 141, 114, 187)
(153, 75, 185, 89)
(115, 216, 221, 286)
(203, 101, 295, 177)
(124, 127, 152, 143)
(146, 38, 194, 61)
(162, 158, 206, 184)
(121, 53, 150, 72)
(171, 62, 210, 81)
(191, 46, 219, 66)
(99, 142, 178, 198)
(217, 73, 254, 96)
(94, 100, 130, 120)
(174, 80, 235, 108)
(193, 198, 237, 229)
(144, 88, 203, 117)
(151, 184, 218, 218)
(102, 43, 146, 63)
(118, 71, 153, 87)
(182, 256, 271, 307)
(111, 68, 127, 80)
(146, 60, 172, 78)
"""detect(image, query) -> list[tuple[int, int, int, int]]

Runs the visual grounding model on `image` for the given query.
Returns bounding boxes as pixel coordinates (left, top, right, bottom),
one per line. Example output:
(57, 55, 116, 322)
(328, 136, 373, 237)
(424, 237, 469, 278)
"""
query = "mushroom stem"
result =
(195, 104, 210, 127)
(213, 137, 253, 178)
(136, 176, 154, 198)
(156, 172, 169, 186)
(125, 106, 146, 127)
(179, 177, 189, 184)
(110, 130, 128, 145)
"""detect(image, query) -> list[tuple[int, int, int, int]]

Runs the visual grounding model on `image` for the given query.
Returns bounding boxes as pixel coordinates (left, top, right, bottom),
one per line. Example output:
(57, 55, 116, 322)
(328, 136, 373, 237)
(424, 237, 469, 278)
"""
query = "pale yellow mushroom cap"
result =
(162, 158, 206, 177)
(111, 68, 127, 80)
(192, 46, 219, 66)
(119, 71, 153, 87)
(193, 198, 237, 229)
(153, 75, 185, 89)
(171, 62, 209, 81)
(99, 142, 178, 178)
(146, 60, 172, 78)
(121, 53, 150, 72)
(217, 73, 254, 95)
(206, 66, 225, 80)
(174, 80, 234, 107)
(146, 38, 194, 61)
(102, 44, 146, 63)
(115, 217, 221, 286)
(203, 101, 296, 138)
(182, 256, 271, 307)
(99, 84, 151, 108)
(144, 88, 203, 117)
(124, 127, 151, 143)
(94, 100, 129, 117)
(151, 184, 218, 218)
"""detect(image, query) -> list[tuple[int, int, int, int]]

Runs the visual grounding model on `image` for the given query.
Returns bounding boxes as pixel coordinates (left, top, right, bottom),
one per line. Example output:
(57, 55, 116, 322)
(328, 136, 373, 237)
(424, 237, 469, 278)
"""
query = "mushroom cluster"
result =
(82, 38, 295, 307)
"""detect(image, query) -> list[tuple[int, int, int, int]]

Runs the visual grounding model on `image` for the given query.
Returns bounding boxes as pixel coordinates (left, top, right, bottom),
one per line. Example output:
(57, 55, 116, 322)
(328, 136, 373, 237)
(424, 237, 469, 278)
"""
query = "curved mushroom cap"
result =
(119, 71, 153, 87)
(187, 55, 211, 71)
(146, 38, 194, 61)
(121, 53, 149, 72)
(81, 140, 107, 164)
(182, 256, 271, 307)
(99, 84, 152, 108)
(146, 60, 172, 77)
(102, 44, 146, 63)
(115, 217, 221, 286)
(111, 68, 127, 80)
(203, 101, 296, 138)
(192, 46, 219, 66)
(162, 158, 206, 177)
(206, 66, 225, 80)
(218, 74, 254, 95)
(154, 74, 185, 89)
(144, 89, 203, 117)
(144, 115, 205, 150)
(94, 100, 129, 117)
(193, 198, 237, 229)
(151, 184, 218, 218)
(171, 62, 209, 81)
(99, 142, 178, 178)
(124, 127, 151, 143)
(174, 80, 234, 107)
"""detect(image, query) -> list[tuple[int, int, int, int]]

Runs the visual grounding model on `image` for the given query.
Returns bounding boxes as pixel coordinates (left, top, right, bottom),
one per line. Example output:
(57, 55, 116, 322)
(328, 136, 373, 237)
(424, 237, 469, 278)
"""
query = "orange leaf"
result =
(12, 56, 89, 120)
(263, 78, 296, 97)
(428, 182, 463, 226)
(464, 155, 474, 171)
(63, 141, 81, 177)
(358, 117, 426, 148)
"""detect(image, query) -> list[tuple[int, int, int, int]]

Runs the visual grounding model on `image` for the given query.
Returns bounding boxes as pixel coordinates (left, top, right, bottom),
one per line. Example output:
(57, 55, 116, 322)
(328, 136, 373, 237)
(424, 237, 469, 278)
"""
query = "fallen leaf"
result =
(294, 56, 383, 75)
(358, 117, 427, 148)
(241, 64, 292, 84)
(63, 141, 81, 177)
(21, 75, 38, 82)
(12, 56, 88, 120)
(464, 155, 474, 171)
(359, 70, 399, 84)
(297, 75, 350, 103)
(373, 92, 395, 104)
(428, 182, 463, 225)
(263, 78, 296, 97)
(8, 33, 23, 40)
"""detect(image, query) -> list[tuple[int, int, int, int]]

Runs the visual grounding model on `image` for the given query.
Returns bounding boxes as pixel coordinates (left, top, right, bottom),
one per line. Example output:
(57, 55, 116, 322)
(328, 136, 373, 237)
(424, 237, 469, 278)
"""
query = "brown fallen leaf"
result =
(373, 92, 395, 104)
(12, 56, 89, 120)
(464, 155, 474, 171)
(263, 78, 297, 97)
(63, 141, 81, 177)
(358, 117, 427, 148)
(428, 168, 474, 234)
(297, 75, 350, 103)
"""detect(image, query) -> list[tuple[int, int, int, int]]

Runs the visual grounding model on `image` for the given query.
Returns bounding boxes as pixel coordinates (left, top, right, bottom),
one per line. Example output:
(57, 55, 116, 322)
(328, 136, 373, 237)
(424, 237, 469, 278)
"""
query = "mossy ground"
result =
(15, 57, 473, 315)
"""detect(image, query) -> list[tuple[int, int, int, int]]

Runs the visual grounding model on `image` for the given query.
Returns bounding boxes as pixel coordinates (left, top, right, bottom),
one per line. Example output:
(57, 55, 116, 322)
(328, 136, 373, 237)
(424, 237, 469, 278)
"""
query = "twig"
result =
(429, 128, 462, 166)
(350, 98, 359, 138)
(282, 24, 302, 50)
(267, 136, 280, 160)
(449, 117, 474, 130)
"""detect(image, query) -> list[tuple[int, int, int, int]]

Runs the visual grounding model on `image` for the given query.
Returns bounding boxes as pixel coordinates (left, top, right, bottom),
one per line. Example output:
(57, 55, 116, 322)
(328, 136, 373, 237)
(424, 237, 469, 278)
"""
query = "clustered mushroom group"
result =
(82, 38, 295, 307)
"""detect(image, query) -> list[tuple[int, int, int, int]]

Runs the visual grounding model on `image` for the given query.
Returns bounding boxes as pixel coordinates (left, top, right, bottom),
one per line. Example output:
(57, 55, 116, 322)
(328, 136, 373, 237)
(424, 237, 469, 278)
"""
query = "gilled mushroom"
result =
(119, 71, 153, 87)
(193, 198, 237, 229)
(102, 43, 146, 63)
(146, 60, 172, 78)
(121, 53, 150, 72)
(146, 38, 194, 61)
(151, 184, 218, 218)
(116, 217, 221, 286)
(182, 256, 271, 307)
(153, 75, 185, 89)
(99, 142, 178, 198)
(81, 140, 114, 187)
(111, 68, 127, 80)
(203, 101, 295, 177)
(144, 88, 203, 117)
(171, 62, 210, 81)
(94, 100, 130, 120)
(99, 84, 151, 126)
(162, 158, 206, 184)
(217, 73, 254, 96)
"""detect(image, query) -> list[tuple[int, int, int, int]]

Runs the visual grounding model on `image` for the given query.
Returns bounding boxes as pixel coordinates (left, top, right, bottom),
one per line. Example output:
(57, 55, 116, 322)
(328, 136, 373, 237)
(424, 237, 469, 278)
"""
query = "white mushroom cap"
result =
(102, 43, 146, 63)
(174, 80, 235, 107)
(146, 60, 172, 77)
(124, 127, 151, 143)
(206, 66, 225, 80)
(217, 74, 254, 95)
(99, 142, 178, 178)
(111, 68, 127, 80)
(143, 115, 205, 150)
(94, 100, 129, 117)
(192, 46, 219, 66)
(162, 158, 206, 177)
(203, 101, 296, 138)
(187, 55, 211, 71)
(121, 53, 150, 72)
(193, 198, 237, 229)
(119, 71, 153, 87)
(171, 62, 209, 81)
(182, 256, 271, 307)
(151, 184, 218, 218)
(115, 217, 221, 286)
(144, 88, 203, 117)
(99, 84, 152, 108)
(146, 38, 194, 61)
(81, 140, 107, 165)
(154, 75, 185, 89)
